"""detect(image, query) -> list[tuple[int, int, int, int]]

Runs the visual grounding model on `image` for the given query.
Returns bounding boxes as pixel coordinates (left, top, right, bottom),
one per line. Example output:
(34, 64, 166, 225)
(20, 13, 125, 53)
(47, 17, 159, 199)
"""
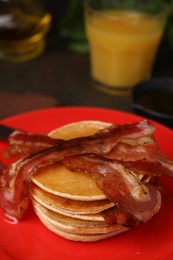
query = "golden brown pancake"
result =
(31, 163, 106, 201)
(30, 120, 128, 241)
(33, 199, 128, 242)
(49, 120, 111, 140)
(39, 217, 127, 242)
(30, 184, 114, 221)
(31, 121, 111, 201)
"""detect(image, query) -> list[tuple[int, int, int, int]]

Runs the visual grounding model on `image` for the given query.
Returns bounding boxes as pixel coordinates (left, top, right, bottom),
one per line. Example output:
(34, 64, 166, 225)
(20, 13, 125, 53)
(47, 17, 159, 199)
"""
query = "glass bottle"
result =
(0, 0, 51, 62)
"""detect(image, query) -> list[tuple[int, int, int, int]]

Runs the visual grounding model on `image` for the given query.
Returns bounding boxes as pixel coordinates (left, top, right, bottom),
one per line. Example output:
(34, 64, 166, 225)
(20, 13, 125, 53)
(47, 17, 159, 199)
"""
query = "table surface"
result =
(0, 28, 173, 120)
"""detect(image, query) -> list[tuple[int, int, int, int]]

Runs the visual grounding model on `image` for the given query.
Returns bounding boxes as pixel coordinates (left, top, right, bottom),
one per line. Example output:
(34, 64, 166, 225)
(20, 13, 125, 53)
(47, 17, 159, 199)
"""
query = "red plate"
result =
(0, 107, 173, 260)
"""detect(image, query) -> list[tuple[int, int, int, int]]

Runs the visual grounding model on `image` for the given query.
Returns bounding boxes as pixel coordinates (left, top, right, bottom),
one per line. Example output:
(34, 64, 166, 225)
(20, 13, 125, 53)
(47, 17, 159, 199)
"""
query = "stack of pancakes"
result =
(30, 121, 128, 242)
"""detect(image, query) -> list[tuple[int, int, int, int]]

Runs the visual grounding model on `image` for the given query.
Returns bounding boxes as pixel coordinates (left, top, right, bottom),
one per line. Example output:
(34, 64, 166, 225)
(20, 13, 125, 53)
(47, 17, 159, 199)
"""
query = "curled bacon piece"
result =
(107, 143, 173, 178)
(62, 154, 161, 224)
(0, 120, 170, 222)
(0, 144, 85, 218)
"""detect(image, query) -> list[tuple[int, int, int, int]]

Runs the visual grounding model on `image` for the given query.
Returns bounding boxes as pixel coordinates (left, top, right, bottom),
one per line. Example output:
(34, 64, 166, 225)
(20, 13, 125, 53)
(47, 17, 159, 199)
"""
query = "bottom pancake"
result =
(32, 199, 128, 242)
(41, 218, 128, 242)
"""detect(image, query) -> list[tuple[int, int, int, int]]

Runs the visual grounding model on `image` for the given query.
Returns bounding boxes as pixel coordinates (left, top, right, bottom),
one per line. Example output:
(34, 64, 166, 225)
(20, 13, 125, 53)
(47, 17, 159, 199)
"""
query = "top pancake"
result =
(31, 120, 111, 201)
(49, 120, 111, 140)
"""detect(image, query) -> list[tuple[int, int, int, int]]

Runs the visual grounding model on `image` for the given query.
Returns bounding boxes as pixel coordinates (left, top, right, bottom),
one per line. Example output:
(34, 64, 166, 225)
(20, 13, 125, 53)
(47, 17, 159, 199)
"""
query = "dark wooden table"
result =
(0, 28, 173, 120)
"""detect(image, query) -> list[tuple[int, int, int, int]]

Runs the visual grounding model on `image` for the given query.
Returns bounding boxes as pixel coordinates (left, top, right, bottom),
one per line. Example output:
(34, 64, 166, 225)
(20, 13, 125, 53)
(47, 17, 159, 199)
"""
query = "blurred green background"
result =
(58, 0, 88, 54)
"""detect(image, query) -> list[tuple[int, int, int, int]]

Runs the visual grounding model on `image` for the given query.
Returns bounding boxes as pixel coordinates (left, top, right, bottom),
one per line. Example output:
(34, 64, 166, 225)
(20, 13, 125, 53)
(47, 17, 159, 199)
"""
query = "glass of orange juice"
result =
(84, 0, 169, 95)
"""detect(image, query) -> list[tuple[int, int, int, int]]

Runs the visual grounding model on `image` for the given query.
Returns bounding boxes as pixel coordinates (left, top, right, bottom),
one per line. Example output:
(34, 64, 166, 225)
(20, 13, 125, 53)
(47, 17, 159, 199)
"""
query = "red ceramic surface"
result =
(0, 107, 173, 260)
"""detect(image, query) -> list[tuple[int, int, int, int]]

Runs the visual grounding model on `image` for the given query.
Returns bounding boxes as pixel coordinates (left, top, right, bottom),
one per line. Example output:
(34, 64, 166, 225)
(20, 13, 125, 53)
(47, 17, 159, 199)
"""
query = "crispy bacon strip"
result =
(4, 130, 63, 158)
(8, 130, 61, 146)
(0, 120, 162, 219)
(107, 143, 173, 177)
(62, 154, 161, 224)
(4, 120, 156, 159)
(116, 160, 173, 180)
(0, 143, 85, 218)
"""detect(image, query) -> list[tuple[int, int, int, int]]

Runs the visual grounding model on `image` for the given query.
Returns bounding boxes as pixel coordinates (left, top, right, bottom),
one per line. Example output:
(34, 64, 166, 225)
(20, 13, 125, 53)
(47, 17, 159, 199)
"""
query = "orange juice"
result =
(85, 10, 165, 94)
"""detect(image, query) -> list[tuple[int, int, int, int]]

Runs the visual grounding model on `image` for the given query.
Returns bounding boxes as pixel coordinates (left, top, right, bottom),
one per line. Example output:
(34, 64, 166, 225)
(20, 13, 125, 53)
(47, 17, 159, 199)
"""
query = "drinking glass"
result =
(84, 0, 169, 95)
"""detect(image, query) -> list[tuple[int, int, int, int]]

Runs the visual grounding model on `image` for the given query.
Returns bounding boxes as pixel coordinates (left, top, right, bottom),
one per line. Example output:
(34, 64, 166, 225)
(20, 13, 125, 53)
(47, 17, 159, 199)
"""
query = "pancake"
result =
(30, 184, 114, 221)
(39, 217, 127, 242)
(31, 193, 103, 221)
(30, 120, 129, 241)
(32, 199, 128, 242)
(31, 163, 106, 201)
(49, 120, 111, 140)
(31, 121, 111, 201)
(33, 199, 120, 234)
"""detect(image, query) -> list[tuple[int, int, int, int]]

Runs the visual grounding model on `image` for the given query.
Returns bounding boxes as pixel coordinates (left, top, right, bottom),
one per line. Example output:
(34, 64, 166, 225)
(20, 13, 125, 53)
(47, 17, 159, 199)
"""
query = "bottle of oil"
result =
(0, 0, 51, 62)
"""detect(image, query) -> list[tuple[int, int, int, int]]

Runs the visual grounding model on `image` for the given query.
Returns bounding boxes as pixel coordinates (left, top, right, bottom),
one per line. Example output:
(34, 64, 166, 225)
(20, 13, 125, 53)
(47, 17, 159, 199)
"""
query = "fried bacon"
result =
(107, 143, 173, 177)
(4, 130, 63, 158)
(0, 120, 172, 226)
(8, 130, 62, 146)
(62, 154, 161, 224)
(4, 120, 156, 159)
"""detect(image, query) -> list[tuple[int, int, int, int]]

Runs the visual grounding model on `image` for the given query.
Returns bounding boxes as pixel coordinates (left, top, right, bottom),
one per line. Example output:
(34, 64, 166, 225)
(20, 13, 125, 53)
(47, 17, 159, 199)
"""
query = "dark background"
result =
(0, 0, 173, 119)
